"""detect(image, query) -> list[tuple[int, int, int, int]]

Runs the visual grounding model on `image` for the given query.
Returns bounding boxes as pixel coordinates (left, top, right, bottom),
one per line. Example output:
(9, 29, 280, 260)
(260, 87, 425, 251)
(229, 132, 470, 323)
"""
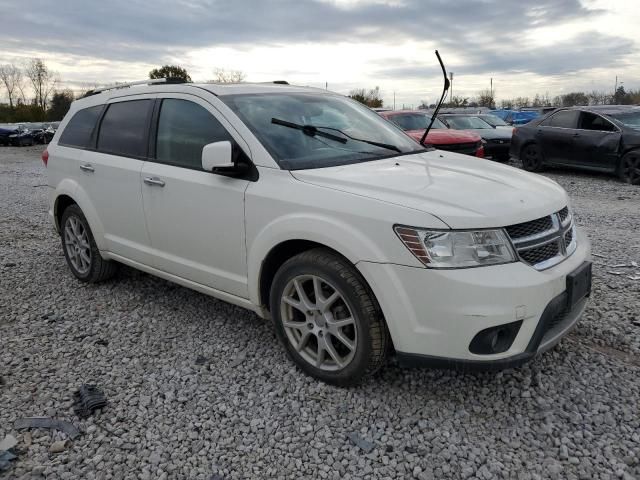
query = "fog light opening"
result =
(469, 320, 523, 355)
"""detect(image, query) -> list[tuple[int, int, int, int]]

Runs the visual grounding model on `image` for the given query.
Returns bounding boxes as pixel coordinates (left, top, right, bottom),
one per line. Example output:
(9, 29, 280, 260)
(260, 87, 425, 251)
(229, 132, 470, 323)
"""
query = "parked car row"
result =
(0, 122, 59, 146)
(378, 110, 513, 162)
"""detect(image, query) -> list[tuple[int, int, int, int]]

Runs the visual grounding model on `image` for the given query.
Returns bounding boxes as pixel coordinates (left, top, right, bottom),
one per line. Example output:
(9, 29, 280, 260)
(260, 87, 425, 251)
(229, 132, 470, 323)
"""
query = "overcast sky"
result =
(0, 0, 637, 107)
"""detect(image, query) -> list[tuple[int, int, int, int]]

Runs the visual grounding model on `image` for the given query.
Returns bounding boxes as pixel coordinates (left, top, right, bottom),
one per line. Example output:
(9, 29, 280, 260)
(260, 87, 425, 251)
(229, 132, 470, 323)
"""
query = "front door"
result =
(574, 111, 621, 169)
(140, 95, 251, 298)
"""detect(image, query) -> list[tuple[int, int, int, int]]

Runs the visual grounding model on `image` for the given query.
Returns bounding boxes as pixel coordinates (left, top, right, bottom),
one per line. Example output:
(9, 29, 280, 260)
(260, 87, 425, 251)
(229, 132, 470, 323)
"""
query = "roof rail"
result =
(272, 80, 289, 85)
(85, 77, 187, 96)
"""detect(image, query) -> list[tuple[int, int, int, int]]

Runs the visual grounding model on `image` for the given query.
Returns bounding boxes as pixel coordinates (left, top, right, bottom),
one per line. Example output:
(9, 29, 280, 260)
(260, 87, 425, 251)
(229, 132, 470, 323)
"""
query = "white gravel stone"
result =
(0, 147, 639, 479)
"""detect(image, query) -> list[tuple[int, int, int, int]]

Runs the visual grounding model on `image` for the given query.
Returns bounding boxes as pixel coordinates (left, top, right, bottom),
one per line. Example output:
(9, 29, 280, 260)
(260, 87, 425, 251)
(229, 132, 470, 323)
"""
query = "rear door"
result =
(536, 109, 580, 164)
(574, 111, 621, 169)
(140, 94, 251, 298)
(87, 97, 154, 264)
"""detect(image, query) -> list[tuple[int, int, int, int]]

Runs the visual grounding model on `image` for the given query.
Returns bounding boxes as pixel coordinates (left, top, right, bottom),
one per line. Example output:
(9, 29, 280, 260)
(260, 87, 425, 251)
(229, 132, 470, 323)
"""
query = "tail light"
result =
(512, 127, 518, 135)
(476, 145, 485, 158)
(41, 148, 49, 167)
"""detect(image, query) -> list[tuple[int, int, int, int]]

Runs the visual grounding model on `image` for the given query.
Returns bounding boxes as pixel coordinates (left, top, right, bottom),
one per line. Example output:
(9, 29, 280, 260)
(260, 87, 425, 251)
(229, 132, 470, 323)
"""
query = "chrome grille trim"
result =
(505, 207, 575, 270)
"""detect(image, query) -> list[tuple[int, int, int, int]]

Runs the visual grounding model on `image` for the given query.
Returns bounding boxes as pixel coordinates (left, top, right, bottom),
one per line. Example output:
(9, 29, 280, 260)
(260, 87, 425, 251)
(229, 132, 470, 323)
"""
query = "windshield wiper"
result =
(271, 118, 402, 153)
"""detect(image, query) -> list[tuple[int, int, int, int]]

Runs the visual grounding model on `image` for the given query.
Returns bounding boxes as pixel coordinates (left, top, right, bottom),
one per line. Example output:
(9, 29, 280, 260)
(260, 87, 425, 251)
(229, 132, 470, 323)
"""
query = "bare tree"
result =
(0, 63, 23, 108)
(210, 68, 246, 83)
(348, 87, 383, 108)
(25, 58, 58, 109)
(476, 88, 495, 108)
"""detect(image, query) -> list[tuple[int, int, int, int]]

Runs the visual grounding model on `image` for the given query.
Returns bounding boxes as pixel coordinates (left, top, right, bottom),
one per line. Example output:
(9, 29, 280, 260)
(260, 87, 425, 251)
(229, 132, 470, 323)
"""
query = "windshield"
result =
(443, 116, 494, 129)
(479, 115, 508, 127)
(221, 93, 425, 170)
(608, 111, 640, 129)
(387, 113, 447, 131)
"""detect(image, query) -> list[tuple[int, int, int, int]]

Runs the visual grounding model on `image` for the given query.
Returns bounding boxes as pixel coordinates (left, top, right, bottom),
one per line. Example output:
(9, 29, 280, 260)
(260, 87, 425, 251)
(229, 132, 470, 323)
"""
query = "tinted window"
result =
(156, 99, 231, 169)
(579, 112, 617, 132)
(59, 105, 103, 148)
(97, 100, 151, 157)
(388, 114, 446, 130)
(544, 110, 579, 128)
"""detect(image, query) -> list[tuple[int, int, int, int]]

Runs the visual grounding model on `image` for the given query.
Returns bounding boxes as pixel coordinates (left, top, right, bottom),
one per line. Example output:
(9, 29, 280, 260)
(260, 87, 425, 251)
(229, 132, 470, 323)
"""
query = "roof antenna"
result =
(419, 50, 450, 146)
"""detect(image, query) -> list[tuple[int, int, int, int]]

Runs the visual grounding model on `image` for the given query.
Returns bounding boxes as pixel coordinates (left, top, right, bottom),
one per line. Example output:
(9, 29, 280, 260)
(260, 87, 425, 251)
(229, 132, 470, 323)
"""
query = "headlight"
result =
(394, 226, 517, 268)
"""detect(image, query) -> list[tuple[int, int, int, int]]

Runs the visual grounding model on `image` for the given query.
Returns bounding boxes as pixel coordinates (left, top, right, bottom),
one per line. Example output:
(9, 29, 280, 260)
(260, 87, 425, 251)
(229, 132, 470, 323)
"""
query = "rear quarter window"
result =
(58, 105, 103, 148)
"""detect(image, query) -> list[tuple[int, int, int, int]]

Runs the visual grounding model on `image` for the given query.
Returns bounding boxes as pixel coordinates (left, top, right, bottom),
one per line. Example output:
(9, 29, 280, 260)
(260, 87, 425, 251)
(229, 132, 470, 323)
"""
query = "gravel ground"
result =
(1, 146, 639, 480)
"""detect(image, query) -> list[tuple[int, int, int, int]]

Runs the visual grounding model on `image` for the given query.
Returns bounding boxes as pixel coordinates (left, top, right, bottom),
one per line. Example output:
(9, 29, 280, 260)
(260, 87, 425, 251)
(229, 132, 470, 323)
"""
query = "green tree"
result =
(149, 65, 192, 82)
(47, 89, 75, 121)
(348, 87, 383, 108)
(613, 86, 630, 105)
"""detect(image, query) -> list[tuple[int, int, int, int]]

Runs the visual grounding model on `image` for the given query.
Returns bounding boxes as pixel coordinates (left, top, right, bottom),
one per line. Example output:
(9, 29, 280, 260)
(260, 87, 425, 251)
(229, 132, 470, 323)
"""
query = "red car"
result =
(379, 110, 484, 157)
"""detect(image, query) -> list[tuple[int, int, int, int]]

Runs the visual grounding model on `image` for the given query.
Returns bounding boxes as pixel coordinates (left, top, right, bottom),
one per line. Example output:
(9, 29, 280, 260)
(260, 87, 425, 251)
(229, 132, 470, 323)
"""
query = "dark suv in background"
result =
(510, 105, 640, 185)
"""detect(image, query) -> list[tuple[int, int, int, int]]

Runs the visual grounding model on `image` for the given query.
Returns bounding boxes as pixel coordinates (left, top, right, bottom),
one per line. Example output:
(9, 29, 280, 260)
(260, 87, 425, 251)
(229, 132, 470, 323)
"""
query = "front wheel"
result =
(61, 204, 118, 283)
(619, 152, 640, 185)
(521, 143, 544, 172)
(270, 249, 389, 386)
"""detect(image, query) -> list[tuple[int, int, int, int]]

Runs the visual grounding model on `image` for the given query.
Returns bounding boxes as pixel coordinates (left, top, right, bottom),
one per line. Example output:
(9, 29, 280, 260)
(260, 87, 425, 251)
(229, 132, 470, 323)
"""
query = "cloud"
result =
(0, 0, 611, 65)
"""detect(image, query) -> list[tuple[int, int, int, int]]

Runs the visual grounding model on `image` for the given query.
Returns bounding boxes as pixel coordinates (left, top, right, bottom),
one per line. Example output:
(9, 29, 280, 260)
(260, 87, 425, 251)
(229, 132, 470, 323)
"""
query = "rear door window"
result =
(58, 105, 103, 148)
(579, 112, 617, 132)
(97, 100, 152, 158)
(545, 110, 579, 129)
(155, 99, 232, 169)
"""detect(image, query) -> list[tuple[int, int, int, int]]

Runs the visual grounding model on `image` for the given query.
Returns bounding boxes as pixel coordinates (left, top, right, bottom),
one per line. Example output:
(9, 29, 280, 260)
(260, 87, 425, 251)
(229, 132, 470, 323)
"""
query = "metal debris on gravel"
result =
(1, 147, 639, 479)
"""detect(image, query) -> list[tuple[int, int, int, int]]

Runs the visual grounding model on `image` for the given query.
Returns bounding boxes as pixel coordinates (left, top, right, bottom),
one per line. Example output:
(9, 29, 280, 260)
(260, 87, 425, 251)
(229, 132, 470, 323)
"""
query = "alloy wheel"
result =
(522, 144, 541, 171)
(280, 274, 357, 371)
(64, 216, 92, 275)
(621, 154, 640, 185)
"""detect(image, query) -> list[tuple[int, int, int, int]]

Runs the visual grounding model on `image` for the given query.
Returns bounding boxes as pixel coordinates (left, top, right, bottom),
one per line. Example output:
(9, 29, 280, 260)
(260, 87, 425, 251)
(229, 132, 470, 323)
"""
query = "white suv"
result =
(45, 80, 592, 386)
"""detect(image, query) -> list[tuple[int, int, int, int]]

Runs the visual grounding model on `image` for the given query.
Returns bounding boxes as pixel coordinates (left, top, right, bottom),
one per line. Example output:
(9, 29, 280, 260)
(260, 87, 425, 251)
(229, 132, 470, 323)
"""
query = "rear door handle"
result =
(143, 176, 165, 187)
(79, 163, 94, 173)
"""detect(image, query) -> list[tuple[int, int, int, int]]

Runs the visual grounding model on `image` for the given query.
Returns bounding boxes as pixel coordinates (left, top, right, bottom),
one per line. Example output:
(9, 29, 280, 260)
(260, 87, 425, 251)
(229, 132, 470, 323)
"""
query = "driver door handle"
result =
(143, 176, 165, 187)
(79, 163, 94, 173)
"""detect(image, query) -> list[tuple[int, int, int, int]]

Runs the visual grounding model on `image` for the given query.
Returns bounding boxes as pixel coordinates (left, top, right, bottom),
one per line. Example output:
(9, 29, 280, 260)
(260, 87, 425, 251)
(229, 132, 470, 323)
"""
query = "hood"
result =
(290, 151, 567, 229)
(405, 129, 481, 145)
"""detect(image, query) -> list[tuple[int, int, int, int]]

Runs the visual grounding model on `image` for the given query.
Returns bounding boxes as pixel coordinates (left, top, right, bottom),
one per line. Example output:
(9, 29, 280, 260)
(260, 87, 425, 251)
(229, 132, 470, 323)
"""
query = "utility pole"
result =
(325, 81, 328, 90)
(490, 77, 493, 106)
(393, 91, 396, 110)
(449, 72, 454, 101)
(614, 75, 617, 99)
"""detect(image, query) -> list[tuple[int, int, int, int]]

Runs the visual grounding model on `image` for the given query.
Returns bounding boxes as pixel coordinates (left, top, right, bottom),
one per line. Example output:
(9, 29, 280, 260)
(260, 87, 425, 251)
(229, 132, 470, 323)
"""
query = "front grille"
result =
(505, 216, 553, 240)
(505, 207, 575, 270)
(437, 142, 479, 156)
(564, 228, 573, 245)
(519, 242, 560, 265)
(488, 138, 510, 144)
(558, 206, 569, 223)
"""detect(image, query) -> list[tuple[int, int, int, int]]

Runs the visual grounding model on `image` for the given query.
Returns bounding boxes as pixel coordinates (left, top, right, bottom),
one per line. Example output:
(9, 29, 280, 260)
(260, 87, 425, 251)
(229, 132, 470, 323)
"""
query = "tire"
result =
(618, 151, 640, 185)
(60, 204, 118, 283)
(521, 143, 544, 172)
(269, 248, 389, 386)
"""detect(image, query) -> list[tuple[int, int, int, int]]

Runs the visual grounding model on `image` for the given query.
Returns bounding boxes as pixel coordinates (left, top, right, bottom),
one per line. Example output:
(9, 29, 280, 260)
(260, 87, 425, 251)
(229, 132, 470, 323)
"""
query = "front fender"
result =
(247, 212, 395, 306)
(52, 179, 106, 250)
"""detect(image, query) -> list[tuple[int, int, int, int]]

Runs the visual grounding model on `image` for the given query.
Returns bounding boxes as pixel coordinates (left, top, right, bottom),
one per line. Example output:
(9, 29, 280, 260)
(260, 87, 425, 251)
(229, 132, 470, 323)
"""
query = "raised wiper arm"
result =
(419, 50, 450, 146)
(271, 118, 402, 153)
(271, 118, 347, 143)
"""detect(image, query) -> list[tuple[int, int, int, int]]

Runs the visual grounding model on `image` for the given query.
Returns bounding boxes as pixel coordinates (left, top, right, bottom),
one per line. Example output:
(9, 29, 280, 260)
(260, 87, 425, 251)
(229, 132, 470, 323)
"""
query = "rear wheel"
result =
(521, 143, 544, 172)
(619, 151, 640, 185)
(61, 204, 118, 283)
(270, 248, 389, 386)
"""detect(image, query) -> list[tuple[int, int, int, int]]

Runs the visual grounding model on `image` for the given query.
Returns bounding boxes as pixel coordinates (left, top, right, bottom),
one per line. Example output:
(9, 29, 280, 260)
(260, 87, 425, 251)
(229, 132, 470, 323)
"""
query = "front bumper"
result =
(356, 227, 591, 369)
(483, 141, 511, 159)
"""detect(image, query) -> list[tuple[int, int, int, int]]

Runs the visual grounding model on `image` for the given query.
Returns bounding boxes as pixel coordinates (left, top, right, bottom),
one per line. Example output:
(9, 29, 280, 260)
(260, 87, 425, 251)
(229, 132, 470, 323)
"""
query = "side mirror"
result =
(201, 141, 233, 172)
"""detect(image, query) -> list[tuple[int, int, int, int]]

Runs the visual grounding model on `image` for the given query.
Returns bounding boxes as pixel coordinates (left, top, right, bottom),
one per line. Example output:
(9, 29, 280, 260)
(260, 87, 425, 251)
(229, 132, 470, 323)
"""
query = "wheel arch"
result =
(52, 183, 106, 249)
